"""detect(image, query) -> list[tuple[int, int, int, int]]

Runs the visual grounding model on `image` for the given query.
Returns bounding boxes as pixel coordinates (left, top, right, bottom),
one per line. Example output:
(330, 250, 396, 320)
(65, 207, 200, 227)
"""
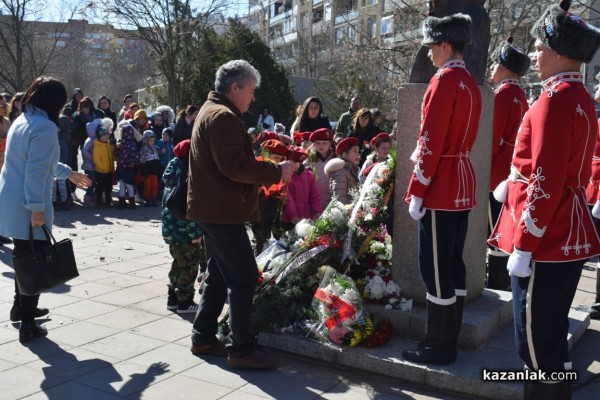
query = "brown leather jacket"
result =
(187, 91, 282, 223)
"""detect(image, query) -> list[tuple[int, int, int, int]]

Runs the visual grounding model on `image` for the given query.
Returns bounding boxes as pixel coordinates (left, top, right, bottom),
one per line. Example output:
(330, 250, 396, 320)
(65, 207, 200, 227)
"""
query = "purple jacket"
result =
(281, 168, 322, 223)
(115, 125, 139, 168)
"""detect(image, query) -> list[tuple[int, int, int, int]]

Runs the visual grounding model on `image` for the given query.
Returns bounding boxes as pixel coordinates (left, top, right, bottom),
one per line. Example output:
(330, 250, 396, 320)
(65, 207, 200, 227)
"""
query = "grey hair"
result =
(215, 60, 261, 94)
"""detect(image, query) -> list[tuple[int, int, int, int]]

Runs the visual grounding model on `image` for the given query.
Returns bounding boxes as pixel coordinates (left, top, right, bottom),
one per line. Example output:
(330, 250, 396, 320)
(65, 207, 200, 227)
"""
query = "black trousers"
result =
(512, 260, 583, 373)
(13, 238, 48, 322)
(191, 223, 258, 357)
(418, 209, 469, 303)
(95, 172, 113, 204)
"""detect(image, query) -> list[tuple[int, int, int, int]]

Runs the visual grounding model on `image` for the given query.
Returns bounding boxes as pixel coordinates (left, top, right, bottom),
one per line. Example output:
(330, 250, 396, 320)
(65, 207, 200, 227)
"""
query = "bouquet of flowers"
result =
(311, 266, 373, 347)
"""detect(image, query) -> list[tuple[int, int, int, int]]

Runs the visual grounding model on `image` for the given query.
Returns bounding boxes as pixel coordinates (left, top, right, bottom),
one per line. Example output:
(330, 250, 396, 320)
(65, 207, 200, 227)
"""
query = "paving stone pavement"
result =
(0, 189, 597, 399)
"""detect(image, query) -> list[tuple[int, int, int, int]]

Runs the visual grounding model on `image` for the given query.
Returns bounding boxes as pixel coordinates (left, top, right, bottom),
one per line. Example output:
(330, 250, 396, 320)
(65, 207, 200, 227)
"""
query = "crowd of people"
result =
(0, 2, 600, 399)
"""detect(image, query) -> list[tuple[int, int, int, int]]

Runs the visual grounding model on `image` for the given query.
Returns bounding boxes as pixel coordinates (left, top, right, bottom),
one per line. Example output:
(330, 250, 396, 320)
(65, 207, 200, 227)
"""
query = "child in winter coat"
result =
(92, 122, 116, 208)
(324, 137, 360, 205)
(139, 130, 162, 206)
(82, 119, 103, 206)
(359, 133, 392, 184)
(307, 128, 335, 210)
(162, 139, 203, 314)
(156, 127, 175, 200)
(53, 106, 73, 211)
(281, 146, 322, 231)
(250, 139, 288, 255)
(114, 123, 139, 209)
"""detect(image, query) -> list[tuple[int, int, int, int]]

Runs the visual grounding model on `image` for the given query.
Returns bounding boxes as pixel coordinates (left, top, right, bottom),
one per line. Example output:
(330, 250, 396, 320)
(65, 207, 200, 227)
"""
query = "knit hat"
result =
(257, 131, 279, 143)
(531, 2, 600, 63)
(134, 109, 147, 121)
(370, 133, 392, 148)
(309, 128, 334, 142)
(96, 127, 109, 139)
(490, 37, 531, 76)
(335, 137, 359, 156)
(72, 88, 82, 95)
(173, 139, 191, 158)
(261, 139, 288, 157)
(162, 127, 173, 137)
(421, 13, 472, 46)
(287, 145, 308, 163)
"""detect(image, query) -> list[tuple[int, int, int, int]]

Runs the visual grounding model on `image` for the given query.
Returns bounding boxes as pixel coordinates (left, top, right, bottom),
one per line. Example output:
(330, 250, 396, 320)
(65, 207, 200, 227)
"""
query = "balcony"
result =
(334, 10, 357, 25)
(271, 9, 292, 25)
(312, 20, 325, 35)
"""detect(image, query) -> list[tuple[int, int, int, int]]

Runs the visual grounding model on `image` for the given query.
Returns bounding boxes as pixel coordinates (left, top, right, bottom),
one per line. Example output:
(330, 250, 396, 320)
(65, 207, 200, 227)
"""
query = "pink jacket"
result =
(282, 168, 323, 223)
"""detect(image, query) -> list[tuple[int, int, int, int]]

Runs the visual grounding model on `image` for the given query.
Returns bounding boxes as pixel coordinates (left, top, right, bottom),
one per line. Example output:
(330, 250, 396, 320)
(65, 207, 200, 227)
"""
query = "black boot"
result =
(116, 197, 127, 209)
(18, 293, 47, 343)
(19, 320, 48, 342)
(452, 295, 465, 361)
(403, 300, 457, 365)
(128, 197, 136, 209)
(10, 282, 49, 321)
(167, 287, 178, 311)
(487, 253, 511, 290)
(524, 380, 571, 400)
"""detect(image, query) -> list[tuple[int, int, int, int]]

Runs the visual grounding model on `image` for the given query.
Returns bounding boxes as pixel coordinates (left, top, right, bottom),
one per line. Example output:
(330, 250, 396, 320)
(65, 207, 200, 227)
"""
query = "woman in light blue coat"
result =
(0, 77, 91, 342)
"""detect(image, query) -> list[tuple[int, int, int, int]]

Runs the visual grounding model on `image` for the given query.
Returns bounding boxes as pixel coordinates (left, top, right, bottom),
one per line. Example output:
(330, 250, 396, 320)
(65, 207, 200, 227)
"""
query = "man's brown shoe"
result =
(227, 349, 279, 369)
(190, 340, 227, 357)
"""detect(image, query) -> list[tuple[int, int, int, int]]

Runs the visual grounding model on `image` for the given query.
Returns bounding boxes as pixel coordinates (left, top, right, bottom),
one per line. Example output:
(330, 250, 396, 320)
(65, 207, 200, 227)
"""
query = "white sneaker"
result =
(71, 192, 80, 202)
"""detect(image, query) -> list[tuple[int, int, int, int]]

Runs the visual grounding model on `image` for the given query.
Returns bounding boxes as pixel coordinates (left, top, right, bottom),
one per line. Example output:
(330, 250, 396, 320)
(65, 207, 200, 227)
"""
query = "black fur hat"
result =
(490, 37, 531, 77)
(421, 13, 472, 46)
(531, 3, 600, 63)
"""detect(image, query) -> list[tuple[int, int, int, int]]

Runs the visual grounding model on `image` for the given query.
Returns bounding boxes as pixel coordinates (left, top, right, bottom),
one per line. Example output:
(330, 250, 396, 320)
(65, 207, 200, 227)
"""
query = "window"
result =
(381, 15, 393, 36)
(324, 4, 332, 22)
(368, 17, 376, 38)
(335, 27, 344, 44)
(348, 25, 356, 42)
(367, 0, 377, 5)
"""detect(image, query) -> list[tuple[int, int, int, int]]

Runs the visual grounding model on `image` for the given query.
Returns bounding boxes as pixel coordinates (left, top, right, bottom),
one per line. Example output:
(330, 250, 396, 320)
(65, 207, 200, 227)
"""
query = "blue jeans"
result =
(191, 223, 258, 357)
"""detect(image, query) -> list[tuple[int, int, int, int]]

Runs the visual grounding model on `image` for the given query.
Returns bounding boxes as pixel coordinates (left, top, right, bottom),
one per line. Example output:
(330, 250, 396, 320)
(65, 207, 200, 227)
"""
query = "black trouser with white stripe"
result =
(512, 260, 583, 373)
(418, 209, 469, 304)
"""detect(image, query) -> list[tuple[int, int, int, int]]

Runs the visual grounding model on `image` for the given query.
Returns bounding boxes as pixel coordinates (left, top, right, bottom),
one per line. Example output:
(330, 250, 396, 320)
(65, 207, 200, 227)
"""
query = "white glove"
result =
(493, 180, 508, 203)
(507, 248, 532, 278)
(593, 200, 600, 219)
(408, 196, 426, 220)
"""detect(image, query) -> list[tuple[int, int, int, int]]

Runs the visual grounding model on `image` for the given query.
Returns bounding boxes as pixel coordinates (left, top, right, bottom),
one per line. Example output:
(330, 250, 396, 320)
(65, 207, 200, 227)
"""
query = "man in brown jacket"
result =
(188, 60, 292, 369)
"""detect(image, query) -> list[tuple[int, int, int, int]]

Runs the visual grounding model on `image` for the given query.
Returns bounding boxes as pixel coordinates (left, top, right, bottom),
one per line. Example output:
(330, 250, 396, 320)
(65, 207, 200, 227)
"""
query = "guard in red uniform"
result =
(487, 37, 530, 290)
(489, 2, 600, 398)
(403, 11, 482, 365)
(586, 72, 600, 321)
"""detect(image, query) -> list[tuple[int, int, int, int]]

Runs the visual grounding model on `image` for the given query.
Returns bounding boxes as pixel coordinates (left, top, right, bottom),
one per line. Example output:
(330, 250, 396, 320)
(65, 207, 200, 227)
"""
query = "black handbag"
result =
(166, 164, 189, 220)
(14, 225, 79, 296)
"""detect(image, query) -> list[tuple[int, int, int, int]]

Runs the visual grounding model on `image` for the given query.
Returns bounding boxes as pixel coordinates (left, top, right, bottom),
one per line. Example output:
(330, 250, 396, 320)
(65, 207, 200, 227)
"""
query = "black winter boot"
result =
(167, 287, 178, 310)
(116, 197, 127, 209)
(18, 292, 47, 343)
(128, 197, 136, 209)
(403, 300, 457, 365)
(10, 282, 49, 321)
(487, 253, 511, 290)
(524, 380, 571, 400)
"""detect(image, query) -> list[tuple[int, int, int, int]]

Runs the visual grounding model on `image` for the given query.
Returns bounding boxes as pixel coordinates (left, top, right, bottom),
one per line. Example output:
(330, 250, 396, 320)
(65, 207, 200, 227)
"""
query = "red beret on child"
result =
(261, 139, 289, 157)
(370, 132, 392, 148)
(309, 128, 334, 142)
(335, 137, 360, 156)
(287, 145, 308, 163)
(257, 131, 279, 143)
(173, 139, 191, 158)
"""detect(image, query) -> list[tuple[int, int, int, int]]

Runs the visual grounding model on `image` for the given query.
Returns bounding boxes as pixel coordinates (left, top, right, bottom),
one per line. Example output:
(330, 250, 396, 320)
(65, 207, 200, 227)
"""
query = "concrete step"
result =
(259, 308, 589, 400)
(368, 288, 514, 350)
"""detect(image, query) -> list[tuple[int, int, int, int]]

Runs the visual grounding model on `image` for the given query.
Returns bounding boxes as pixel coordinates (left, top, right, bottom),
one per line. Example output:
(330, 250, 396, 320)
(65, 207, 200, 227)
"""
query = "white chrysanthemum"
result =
(365, 275, 385, 299)
(385, 280, 400, 296)
(295, 220, 313, 238)
(370, 241, 385, 253)
(364, 214, 374, 221)
(341, 288, 360, 304)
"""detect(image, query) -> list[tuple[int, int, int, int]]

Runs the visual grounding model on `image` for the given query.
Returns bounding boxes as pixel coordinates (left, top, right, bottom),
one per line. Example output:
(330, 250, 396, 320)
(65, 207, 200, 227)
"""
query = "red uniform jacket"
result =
(489, 72, 600, 262)
(490, 79, 528, 190)
(405, 59, 482, 210)
(585, 119, 600, 205)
